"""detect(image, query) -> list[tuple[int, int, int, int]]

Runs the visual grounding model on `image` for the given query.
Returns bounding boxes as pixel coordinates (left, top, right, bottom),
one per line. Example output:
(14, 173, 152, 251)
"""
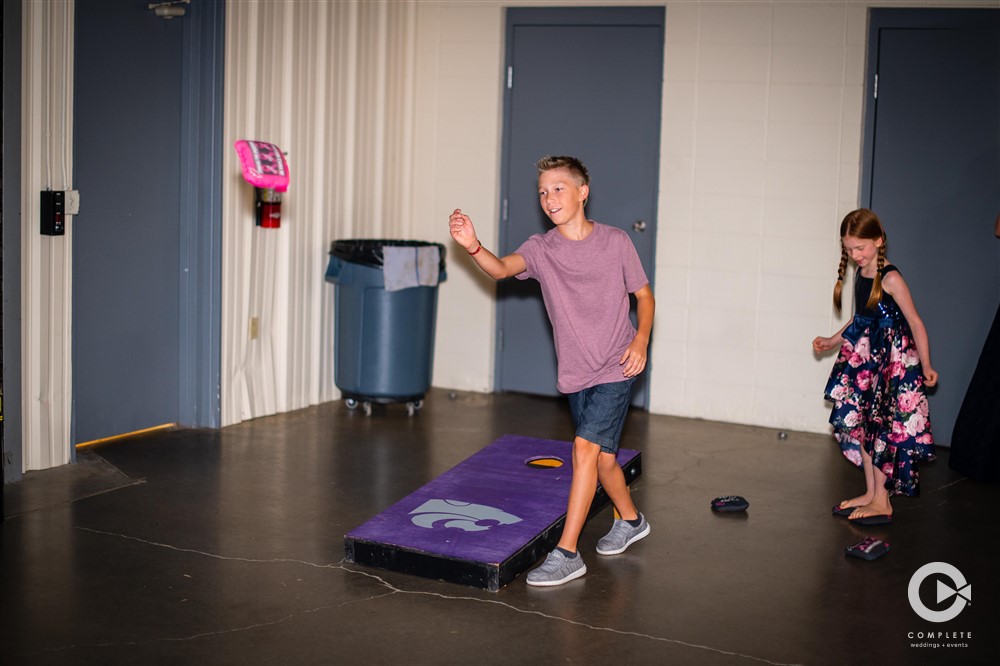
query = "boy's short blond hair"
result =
(536, 155, 590, 187)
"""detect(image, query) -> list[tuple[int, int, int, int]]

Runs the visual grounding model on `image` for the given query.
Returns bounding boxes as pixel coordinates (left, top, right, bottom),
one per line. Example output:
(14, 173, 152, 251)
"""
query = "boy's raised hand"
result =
(449, 209, 478, 252)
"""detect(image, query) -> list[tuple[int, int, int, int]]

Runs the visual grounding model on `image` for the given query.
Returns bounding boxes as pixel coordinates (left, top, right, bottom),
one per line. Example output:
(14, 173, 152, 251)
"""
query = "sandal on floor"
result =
(850, 514, 892, 526)
(845, 537, 890, 560)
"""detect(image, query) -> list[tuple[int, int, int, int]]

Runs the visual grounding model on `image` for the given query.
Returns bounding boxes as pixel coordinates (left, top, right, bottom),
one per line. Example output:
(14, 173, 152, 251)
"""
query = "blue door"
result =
(73, 1, 184, 442)
(497, 7, 664, 409)
(862, 9, 1000, 444)
(72, 0, 223, 441)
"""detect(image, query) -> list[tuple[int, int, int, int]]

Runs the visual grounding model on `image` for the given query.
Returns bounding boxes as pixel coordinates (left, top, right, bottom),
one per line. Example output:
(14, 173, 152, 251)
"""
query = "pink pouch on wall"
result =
(234, 140, 290, 192)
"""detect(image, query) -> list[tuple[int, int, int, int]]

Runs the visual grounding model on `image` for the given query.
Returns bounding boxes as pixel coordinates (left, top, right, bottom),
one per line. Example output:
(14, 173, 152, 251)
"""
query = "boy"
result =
(448, 155, 654, 586)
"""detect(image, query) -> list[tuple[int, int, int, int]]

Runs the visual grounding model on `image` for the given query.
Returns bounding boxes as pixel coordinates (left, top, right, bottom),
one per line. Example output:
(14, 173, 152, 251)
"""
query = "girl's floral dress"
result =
(823, 265, 935, 496)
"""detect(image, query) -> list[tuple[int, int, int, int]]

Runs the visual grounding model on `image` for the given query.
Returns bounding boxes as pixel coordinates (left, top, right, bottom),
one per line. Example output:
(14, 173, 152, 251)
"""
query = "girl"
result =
(812, 209, 937, 524)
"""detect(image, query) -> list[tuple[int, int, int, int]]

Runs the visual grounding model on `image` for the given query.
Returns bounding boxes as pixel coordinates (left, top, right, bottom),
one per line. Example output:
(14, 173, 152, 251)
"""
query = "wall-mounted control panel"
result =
(40, 190, 66, 236)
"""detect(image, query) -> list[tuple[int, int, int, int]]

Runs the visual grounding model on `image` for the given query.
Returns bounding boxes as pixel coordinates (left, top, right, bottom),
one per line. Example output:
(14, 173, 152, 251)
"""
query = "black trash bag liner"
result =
(329, 239, 446, 273)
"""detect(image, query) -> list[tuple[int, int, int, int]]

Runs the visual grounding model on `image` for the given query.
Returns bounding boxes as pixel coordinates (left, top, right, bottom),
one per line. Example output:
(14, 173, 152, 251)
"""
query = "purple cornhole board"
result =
(344, 434, 642, 591)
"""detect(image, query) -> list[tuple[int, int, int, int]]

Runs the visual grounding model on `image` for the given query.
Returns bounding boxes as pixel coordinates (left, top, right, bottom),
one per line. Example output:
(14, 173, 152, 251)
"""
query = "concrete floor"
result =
(2, 389, 997, 665)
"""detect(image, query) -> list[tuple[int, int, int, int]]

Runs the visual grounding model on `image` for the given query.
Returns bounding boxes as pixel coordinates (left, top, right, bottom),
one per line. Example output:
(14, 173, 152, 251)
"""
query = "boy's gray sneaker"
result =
(526, 549, 587, 587)
(596, 513, 650, 555)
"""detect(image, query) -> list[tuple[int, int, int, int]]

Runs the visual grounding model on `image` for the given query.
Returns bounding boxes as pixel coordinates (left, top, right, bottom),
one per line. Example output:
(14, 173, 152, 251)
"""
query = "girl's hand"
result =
(449, 209, 479, 253)
(923, 367, 939, 387)
(812, 336, 837, 353)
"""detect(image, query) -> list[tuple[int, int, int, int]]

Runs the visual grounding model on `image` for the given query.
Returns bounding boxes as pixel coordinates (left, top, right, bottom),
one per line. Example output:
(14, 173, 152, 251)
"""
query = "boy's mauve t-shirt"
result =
(514, 221, 649, 393)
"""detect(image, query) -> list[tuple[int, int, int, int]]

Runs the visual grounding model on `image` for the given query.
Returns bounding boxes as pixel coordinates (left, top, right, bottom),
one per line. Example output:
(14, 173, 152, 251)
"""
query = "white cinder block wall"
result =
(413, 0, 992, 435)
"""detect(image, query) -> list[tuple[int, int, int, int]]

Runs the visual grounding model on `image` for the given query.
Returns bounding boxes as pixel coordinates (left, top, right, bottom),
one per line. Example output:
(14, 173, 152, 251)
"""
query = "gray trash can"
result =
(325, 239, 446, 416)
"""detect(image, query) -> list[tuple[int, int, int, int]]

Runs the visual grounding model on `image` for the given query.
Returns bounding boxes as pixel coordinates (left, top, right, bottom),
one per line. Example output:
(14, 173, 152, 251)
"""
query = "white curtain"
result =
(20, 0, 74, 470)
(222, 0, 418, 425)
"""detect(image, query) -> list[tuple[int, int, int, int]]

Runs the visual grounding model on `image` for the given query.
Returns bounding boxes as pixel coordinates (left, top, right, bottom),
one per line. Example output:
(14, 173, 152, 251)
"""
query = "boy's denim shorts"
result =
(566, 376, 637, 454)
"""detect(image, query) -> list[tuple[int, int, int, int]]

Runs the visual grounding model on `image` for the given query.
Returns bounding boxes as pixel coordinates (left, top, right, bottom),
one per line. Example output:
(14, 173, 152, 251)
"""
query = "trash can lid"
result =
(329, 239, 446, 272)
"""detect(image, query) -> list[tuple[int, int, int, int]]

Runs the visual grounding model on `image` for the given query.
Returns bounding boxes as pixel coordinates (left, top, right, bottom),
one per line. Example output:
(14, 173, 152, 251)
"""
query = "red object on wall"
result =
(256, 188, 282, 228)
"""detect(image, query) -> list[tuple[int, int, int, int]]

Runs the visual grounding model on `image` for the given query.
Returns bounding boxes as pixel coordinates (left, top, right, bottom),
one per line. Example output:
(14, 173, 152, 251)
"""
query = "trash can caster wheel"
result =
(362, 401, 373, 417)
(406, 400, 423, 417)
(345, 398, 359, 410)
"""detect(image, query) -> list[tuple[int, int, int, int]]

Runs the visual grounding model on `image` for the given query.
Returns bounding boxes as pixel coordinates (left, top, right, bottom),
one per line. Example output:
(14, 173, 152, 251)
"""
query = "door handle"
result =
(632, 220, 647, 232)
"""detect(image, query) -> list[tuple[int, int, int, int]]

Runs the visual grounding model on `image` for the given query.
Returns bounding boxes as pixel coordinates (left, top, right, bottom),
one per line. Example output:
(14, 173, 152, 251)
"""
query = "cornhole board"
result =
(344, 434, 642, 591)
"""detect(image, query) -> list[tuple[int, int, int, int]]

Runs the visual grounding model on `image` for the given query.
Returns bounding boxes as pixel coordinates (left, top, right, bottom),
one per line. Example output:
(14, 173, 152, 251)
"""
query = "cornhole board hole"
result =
(344, 434, 642, 591)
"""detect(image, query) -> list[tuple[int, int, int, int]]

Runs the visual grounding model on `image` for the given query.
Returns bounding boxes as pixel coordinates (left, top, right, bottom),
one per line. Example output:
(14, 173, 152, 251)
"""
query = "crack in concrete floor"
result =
(16, 525, 802, 666)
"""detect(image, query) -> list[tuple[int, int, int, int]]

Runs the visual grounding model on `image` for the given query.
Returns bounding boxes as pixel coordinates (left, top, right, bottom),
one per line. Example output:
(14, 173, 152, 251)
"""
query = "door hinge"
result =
(873, 73, 878, 99)
(502, 198, 508, 221)
(498, 329, 503, 351)
(507, 66, 513, 90)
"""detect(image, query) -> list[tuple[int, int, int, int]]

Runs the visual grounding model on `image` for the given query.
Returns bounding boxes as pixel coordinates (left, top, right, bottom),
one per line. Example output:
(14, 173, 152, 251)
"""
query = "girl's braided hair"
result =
(834, 208, 887, 312)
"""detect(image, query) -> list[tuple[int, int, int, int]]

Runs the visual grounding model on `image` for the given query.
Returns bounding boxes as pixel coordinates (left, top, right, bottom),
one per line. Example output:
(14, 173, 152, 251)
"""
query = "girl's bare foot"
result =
(848, 499, 892, 520)
(838, 493, 873, 510)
